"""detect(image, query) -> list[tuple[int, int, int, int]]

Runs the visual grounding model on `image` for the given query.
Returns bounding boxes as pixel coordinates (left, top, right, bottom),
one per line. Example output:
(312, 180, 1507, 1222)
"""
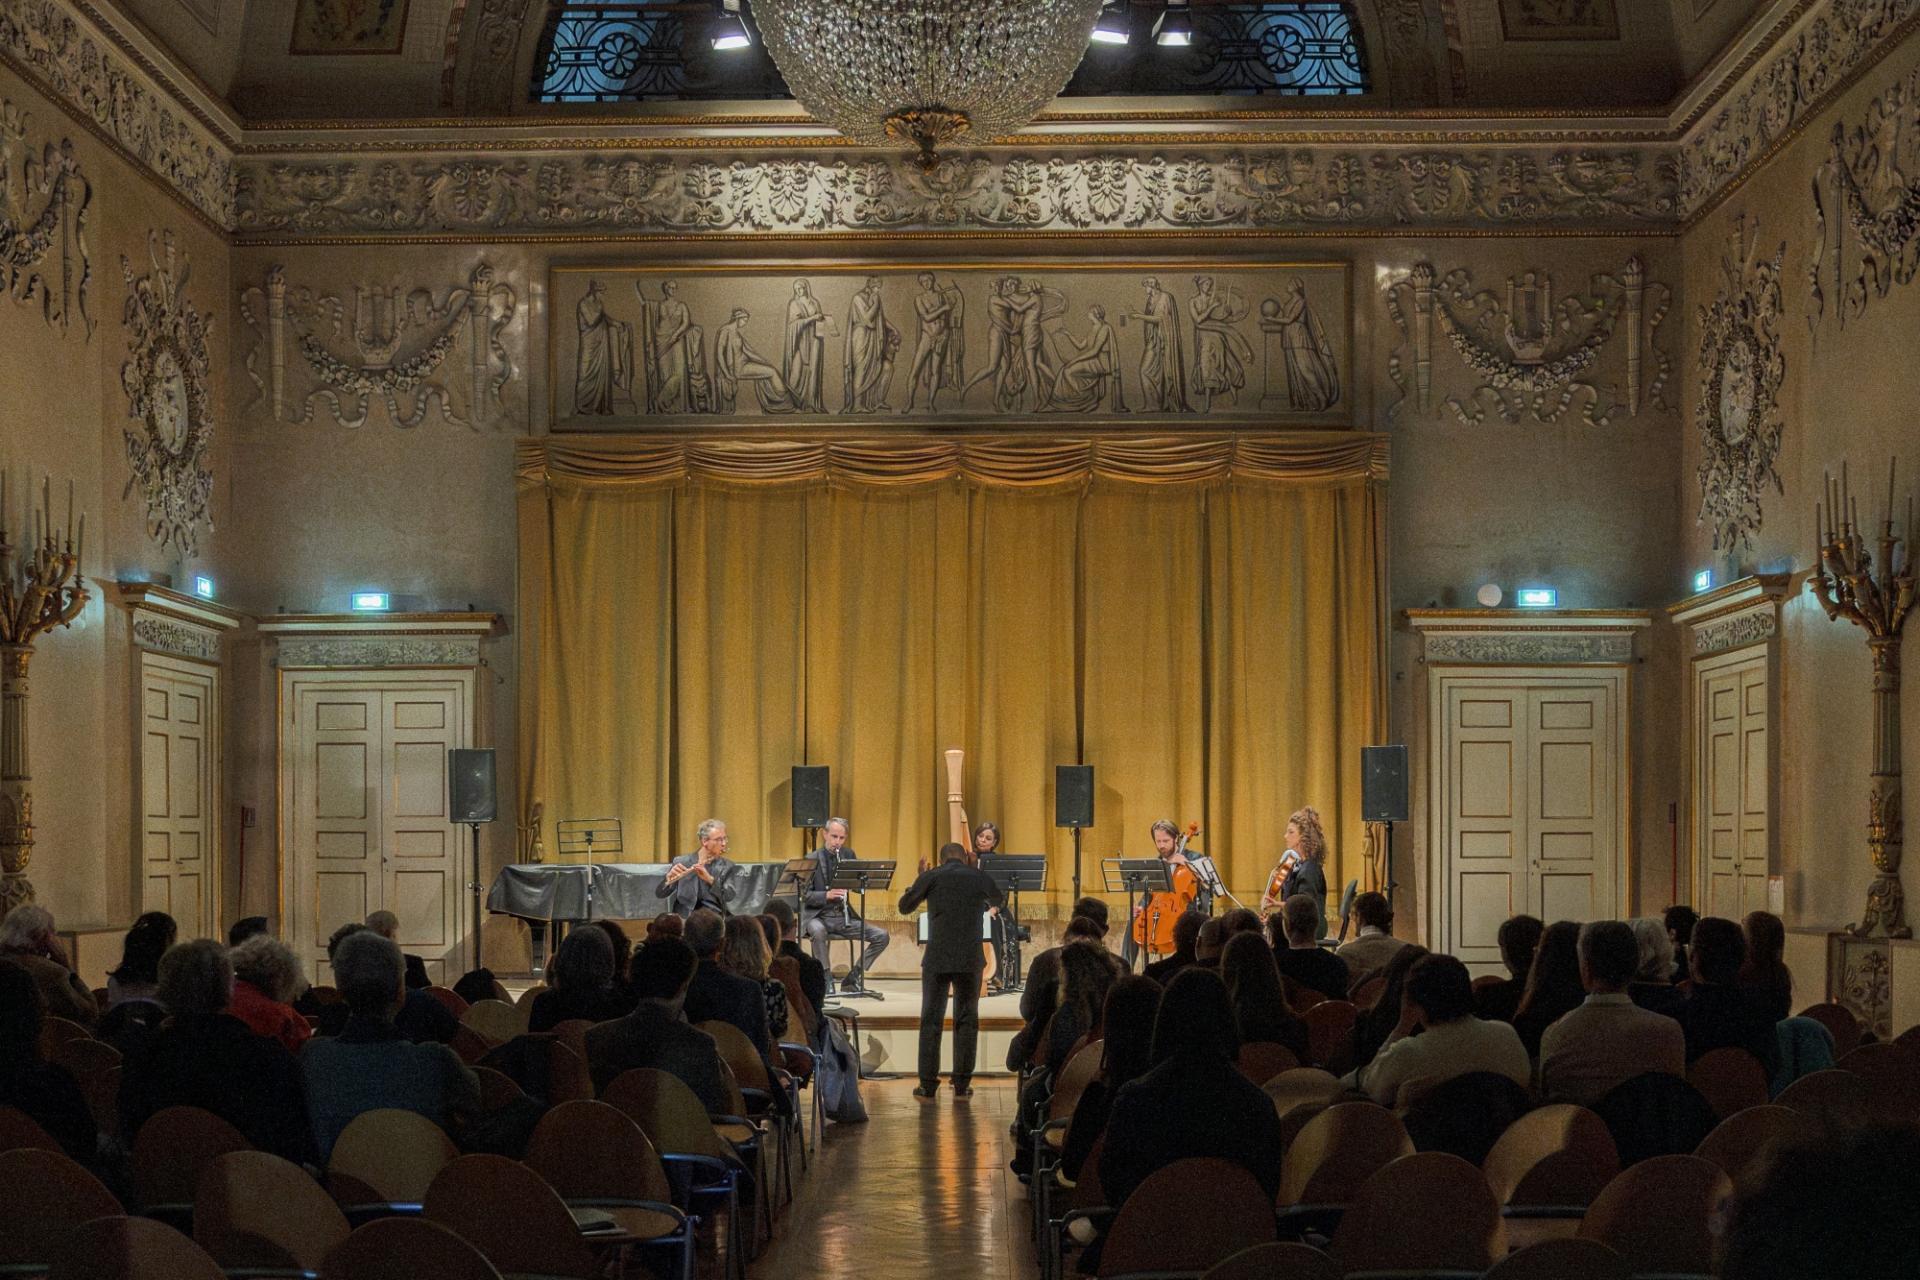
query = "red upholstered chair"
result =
(1097, 1157, 1276, 1277)
(1301, 1001, 1356, 1069)
(1577, 1154, 1732, 1275)
(1329, 1151, 1507, 1274)
(1693, 1104, 1818, 1183)
(1687, 1046, 1771, 1120)
(1278, 1102, 1412, 1209)
(1773, 1067, 1871, 1131)
(1483, 1103, 1620, 1210)
(0, 1105, 63, 1154)
(423, 1154, 602, 1279)
(1834, 1041, 1920, 1122)
(1235, 1040, 1301, 1087)
(1797, 1001, 1864, 1058)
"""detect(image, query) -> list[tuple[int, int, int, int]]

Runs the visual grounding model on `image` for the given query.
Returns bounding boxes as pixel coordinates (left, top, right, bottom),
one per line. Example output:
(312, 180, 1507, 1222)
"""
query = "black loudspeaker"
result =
(792, 765, 830, 828)
(448, 749, 497, 824)
(1361, 745, 1410, 823)
(1055, 765, 1094, 829)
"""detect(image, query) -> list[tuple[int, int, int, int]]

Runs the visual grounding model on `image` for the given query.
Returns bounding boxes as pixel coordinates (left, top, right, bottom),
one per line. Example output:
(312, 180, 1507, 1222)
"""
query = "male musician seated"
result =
(1123, 820, 1195, 968)
(803, 817, 889, 990)
(655, 819, 739, 918)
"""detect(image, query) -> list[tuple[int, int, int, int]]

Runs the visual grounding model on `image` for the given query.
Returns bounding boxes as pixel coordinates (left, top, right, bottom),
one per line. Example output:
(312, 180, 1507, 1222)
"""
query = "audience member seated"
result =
(1058, 975, 1161, 1186)
(682, 909, 775, 1080)
(720, 914, 788, 1044)
(765, 899, 828, 1031)
(1220, 932, 1309, 1064)
(1720, 1122, 1920, 1280)
(228, 934, 313, 1055)
(1513, 920, 1586, 1058)
(644, 913, 686, 945)
(1677, 916, 1779, 1073)
(315, 924, 460, 1045)
(0, 904, 99, 1025)
(227, 916, 270, 947)
(1472, 914, 1542, 1024)
(120, 938, 314, 1162)
(1348, 954, 1529, 1108)
(1271, 894, 1349, 1002)
(584, 936, 730, 1111)
(365, 910, 431, 990)
(301, 930, 478, 1162)
(1099, 969, 1284, 1227)
(1627, 916, 1686, 1017)
(1195, 917, 1228, 967)
(1665, 905, 1699, 985)
(1538, 920, 1685, 1106)
(1007, 915, 1106, 1071)
(1739, 910, 1793, 1022)
(1342, 944, 1430, 1075)
(588, 920, 634, 997)
(0, 962, 97, 1163)
(1335, 892, 1407, 985)
(1142, 909, 1205, 984)
(1046, 942, 1122, 1077)
(1219, 907, 1264, 938)
(527, 927, 633, 1033)
(451, 966, 502, 1007)
(1021, 897, 1111, 1024)
(105, 911, 174, 1007)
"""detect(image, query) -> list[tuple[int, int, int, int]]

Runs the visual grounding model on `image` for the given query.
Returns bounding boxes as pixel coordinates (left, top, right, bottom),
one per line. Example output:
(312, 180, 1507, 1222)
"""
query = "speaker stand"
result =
(1071, 826, 1083, 905)
(466, 821, 483, 973)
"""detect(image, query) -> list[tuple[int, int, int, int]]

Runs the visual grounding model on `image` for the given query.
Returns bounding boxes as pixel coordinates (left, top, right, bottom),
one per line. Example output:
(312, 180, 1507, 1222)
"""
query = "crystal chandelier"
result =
(751, 0, 1108, 167)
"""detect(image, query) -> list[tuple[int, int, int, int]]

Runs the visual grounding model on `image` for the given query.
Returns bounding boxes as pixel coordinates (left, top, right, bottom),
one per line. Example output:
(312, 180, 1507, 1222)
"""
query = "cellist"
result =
(1124, 819, 1202, 967)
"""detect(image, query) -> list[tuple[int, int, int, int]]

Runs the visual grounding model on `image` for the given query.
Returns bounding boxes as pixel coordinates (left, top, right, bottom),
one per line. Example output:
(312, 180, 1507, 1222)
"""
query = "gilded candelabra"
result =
(0, 472, 89, 916)
(1809, 459, 1915, 938)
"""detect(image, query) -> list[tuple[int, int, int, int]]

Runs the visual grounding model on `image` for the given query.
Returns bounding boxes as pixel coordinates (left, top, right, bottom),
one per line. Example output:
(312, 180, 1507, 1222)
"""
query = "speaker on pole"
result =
(1361, 745, 1409, 824)
(791, 765, 830, 829)
(449, 749, 497, 823)
(1055, 765, 1094, 829)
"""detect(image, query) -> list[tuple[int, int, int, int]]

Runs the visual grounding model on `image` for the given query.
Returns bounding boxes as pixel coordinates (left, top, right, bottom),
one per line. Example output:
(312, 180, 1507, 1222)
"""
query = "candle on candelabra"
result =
(1843, 460, 1851, 531)
(65, 478, 72, 548)
(41, 474, 50, 546)
(1886, 457, 1898, 534)
(75, 511, 83, 568)
(1816, 499, 1824, 574)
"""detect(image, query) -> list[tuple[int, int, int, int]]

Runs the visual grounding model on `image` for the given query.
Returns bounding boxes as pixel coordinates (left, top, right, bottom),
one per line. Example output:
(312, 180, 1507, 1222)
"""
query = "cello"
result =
(1130, 821, 1202, 957)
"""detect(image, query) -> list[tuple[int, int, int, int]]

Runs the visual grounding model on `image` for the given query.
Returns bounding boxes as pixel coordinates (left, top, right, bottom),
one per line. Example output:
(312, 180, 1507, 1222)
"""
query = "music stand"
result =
(985, 855, 1047, 992)
(1104, 858, 1173, 973)
(828, 859, 895, 1000)
(556, 818, 622, 936)
(781, 857, 816, 924)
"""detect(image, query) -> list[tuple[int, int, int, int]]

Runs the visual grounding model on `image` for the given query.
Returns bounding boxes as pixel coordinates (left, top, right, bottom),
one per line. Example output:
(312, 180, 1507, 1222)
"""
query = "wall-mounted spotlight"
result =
(1091, 3, 1131, 44)
(1153, 0, 1193, 46)
(711, 0, 751, 50)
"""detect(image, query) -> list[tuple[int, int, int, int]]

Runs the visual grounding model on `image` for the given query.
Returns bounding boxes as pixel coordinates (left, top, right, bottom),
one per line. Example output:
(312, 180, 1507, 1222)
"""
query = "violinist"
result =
(1124, 820, 1201, 967)
(1274, 807, 1330, 940)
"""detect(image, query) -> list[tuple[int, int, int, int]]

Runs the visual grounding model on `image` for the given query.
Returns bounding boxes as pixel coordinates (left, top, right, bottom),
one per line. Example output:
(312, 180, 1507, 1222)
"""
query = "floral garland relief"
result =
(1809, 64, 1920, 331)
(1695, 216, 1787, 553)
(1384, 256, 1672, 425)
(239, 262, 518, 429)
(120, 232, 214, 556)
(0, 99, 92, 338)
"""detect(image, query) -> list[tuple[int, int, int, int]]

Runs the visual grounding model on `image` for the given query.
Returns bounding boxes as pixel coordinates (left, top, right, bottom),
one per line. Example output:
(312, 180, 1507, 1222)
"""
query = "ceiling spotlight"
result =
(1153, 0, 1192, 46)
(712, 0, 751, 50)
(1091, 3, 1131, 44)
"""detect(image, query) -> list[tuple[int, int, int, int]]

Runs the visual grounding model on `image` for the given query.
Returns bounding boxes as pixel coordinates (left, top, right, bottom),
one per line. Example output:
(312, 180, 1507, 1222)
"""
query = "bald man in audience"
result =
(365, 910, 431, 989)
(1271, 895, 1348, 1001)
(1538, 920, 1685, 1106)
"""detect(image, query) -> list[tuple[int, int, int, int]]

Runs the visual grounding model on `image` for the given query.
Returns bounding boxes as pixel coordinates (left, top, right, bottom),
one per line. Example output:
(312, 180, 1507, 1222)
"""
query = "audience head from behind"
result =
(1630, 916, 1674, 984)
(1665, 904, 1700, 948)
(325, 921, 371, 965)
(645, 913, 686, 944)
(720, 914, 772, 979)
(231, 934, 309, 1004)
(1099, 974, 1163, 1086)
(1576, 920, 1639, 994)
(1171, 909, 1206, 958)
(1519, 920, 1584, 1009)
(764, 897, 799, 940)
(549, 924, 616, 993)
(1195, 917, 1227, 966)
(450, 967, 499, 1006)
(1402, 953, 1476, 1028)
(1281, 893, 1321, 948)
(1497, 914, 1544, 980)
(684, 908, 726, 959)
(1060, 936, 1121, 1013)
(158, 937, 235, 1019)
(1220, 907, 1263, 937)
(590, 920, 633, 984)
(937, 840, 967, 864)
(1352, 891, 1393, 935)
(630, 937, 698, 1008)
(0, 903, 61, 959)
(1720, 1122, 1920, 1280)
(1741, 910, 1790, 992)
(1690, 915, 1746, 986)
(1220, 931, 1287, 1022)
(227, 916, 270, 947)
(1151, 966, 1239, 1064)
(1063, 915, 1106, 946)
(364, 909, 401, 942)
(1070, 896, 1111, 936)
(755, 913, 781, 956)
(332, 930, 405, 1019)
(109, 911, 178, 997)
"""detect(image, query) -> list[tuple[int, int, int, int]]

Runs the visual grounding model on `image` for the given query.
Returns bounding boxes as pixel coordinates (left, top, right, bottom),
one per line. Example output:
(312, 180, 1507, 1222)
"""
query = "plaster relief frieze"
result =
(240, 262, 518, 430)
(1809, 63, 1920, 329)
(1696, 216, 1787, 552)
(1422, 632, 1636, 663)
(273, 635, 482, 668)
(1691, 608, 1778, 654)
(1384, 256, 1672, 425)
(0, 98, 89, 337)
(0, 0, 234, 228)
(131, 615, 219, 661)
(230, 147, 1679, 238)
(120, 231, 214, 556)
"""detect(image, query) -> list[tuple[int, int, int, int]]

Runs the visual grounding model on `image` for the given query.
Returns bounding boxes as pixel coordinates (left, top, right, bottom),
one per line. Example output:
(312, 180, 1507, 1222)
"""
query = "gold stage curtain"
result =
(518, 434, 1387, 915)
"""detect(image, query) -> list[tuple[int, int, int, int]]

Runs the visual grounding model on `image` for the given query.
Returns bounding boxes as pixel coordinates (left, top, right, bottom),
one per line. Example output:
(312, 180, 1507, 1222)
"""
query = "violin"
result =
(1261, 849, 1303, 915)
(1130, 821, 1202, 956)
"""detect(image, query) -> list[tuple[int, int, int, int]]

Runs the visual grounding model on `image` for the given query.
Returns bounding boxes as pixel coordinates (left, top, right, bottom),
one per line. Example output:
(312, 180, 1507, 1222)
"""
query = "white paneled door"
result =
(1695, 647, 1770, 922)
(285, 672, 473, 985)
(1430, 670, 1628, 968)
(140, 655, 218, 940)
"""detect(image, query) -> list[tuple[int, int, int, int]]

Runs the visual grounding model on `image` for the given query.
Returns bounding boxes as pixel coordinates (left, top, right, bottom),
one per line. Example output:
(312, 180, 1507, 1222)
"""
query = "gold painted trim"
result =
(115, 581, 249, 630)
(1665, 572, 1793, 624)
(235, 227, 1675, 249)
(1405, 608, 1655, 623)
(258, 612, 503, 634)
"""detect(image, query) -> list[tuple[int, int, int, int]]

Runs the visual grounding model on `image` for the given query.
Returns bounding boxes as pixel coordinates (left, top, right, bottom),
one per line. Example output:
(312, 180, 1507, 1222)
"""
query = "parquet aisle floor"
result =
(750, 1077, 1037, 1280)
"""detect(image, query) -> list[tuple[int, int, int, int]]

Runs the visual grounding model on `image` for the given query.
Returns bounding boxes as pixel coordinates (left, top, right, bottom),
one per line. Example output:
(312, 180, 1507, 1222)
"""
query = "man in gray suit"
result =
(584, 936, 729, 1110)
(654, 818, 739, 918)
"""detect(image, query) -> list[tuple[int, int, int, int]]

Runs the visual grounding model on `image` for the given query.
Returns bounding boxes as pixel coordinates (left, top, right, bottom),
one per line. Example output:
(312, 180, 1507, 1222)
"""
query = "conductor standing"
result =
(898, 842, 1004, 1099)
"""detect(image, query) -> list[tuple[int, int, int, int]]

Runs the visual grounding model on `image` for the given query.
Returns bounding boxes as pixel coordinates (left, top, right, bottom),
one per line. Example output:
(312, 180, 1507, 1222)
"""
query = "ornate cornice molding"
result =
(1669, 572, 1792, 656)
(1406, 608, 1651, 665)
(271, 634, 484, 669)
(119, 579, 241, 664)
(131, 614, 221, 662)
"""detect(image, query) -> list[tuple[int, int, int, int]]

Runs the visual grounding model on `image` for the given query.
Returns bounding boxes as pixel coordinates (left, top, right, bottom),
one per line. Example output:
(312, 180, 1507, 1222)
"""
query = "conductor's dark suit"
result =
(898, 855, 1004, 1091)
(653, 853, 739, 918)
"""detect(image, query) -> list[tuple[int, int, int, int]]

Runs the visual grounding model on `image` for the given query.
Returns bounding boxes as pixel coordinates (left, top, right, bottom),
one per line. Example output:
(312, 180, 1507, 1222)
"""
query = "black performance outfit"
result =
(803, 845, 890, 978)
(898, 855, 1004, 1092)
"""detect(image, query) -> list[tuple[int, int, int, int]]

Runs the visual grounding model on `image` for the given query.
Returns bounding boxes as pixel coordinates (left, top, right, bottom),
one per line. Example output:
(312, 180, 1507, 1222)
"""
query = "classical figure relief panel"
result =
(291, 0, 412, 54)
(1809, 64, 1920, 330)
(553, 263, 1351, 429)
(120, 233, 214, 556)
(0, 100, 92, 338)
(1696, 216, 1787, 553)
(240, 262, 518, 430)
(1499, 0, 1621, 40)
(1383, 256, 1671, 425)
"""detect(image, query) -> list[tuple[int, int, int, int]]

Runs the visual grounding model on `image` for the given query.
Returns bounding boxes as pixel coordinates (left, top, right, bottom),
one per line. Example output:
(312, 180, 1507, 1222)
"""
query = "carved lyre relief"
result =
(241, 262, 518, 429)
(0, 100, 92, 339)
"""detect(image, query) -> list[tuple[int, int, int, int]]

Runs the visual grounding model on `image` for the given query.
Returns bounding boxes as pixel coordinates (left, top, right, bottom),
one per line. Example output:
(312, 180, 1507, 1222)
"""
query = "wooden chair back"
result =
(423, 1154, 600, 1279)
(602, 1068, 742, 1166)
(1577, 1154, 1732, 1274)
(1687, 1046, 1771, 1120)
(1278, 1101, 1413, 1206)
(1797, 1001, 1863, 1058)
(1331, 1151, 1506, 1273)
(459, 999, 524, 1045)
(1693, 1104, 1818, 1182)
(307, 985, 343, 1007)
(326, 1108, 459, 1207)
(526, 1099, 674, 1204)
(38, 1015, 93, 1056)
(1262, 1067, 1343, 1125)
(0, 1104, 63, 1154)
(1301, 1000, 1356, 1069)
(0, 1146, 124, 1266)
(1483, 1103, 1620, 1207)
(1349, 976, 1386, 1010)
(472, 1065, 526, 1113)
(549, 1037, 595, 1104)
(1773, 1067, 1871, 1130)
(193, 1149, 350, 1271)
(48, 1215, 226, 1280)
(1098, 1157, 1276, 1277)
(129, 1106, 250, 1213)
(1062, 1135, 1106, 1212)
(423, 986, 470, 1019)
(448, 1024, 494, 1064)
(1235, 1040, 1300, 1087)
(1483, 1238, 1633, 1280)
(1048, 1040, 1105, 1123)
(1471, 974, 1505, 993)
(550, 1017, 595, 1059)
(515, 983, 548, 1011)
(1280, 975, 1323, 1016)
(320, 1217, 503, 1280)
(53, 1038, 123, 1139)
(1835, 1041, 1920, 1122)
(1200, 1241, 1339, 1280)
(697, 1018, 776, 1092)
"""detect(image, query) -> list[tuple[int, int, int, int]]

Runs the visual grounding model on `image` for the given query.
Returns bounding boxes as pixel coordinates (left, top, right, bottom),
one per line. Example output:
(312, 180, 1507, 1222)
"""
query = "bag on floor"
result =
(819, 1015, 868, 1124)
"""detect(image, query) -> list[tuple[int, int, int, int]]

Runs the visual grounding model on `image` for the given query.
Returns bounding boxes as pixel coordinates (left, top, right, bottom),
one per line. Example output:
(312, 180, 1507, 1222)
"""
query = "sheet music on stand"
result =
(556, 818, 623, 921)
(985, 856, 1047, 993)
(828, 860, 895, 1001)
(779, 856, 816, 920)
(1101, 857, 1173, 895)
(1185, 854, 1227, 899)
